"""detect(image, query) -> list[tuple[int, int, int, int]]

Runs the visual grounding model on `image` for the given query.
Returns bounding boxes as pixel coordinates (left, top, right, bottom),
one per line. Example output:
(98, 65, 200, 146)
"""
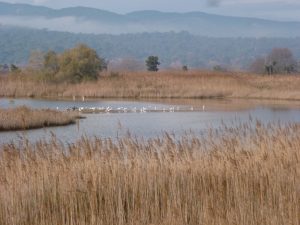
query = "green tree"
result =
(146, 56, 160, 72)
(213, 65, 227, 72)
(44, 50, 59, 76)
(10, 64, 20, 73)
(58, 44, 104, 82)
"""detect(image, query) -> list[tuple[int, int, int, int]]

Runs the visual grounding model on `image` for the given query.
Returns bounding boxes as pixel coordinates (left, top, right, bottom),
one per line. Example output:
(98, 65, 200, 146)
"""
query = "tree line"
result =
(1, 27, 300, 70)
(249, 48, 298, 75)
(1, 44, 167, 82)
(2, 45, 299, 84)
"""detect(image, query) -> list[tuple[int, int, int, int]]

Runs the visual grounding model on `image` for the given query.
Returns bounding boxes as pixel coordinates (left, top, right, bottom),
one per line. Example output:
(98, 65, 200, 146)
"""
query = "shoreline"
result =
(0, 120, 78, 132)
(2, 97, 300, 121)
(3, 95, 300, 102)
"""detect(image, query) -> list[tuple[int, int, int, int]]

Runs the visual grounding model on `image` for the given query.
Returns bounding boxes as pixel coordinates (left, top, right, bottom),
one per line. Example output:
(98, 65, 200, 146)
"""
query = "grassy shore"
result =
(0, 121, 299, 225)
(0, 106, 80, 131)
(1, 71, 300, 100)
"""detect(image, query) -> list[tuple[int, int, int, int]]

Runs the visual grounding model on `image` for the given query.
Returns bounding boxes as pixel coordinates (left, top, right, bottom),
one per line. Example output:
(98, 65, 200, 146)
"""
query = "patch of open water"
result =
(1, 98, 300, 145)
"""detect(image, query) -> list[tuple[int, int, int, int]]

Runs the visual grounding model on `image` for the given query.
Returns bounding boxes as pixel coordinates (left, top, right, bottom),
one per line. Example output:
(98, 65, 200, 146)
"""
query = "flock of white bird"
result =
(60, 96, 207, 113)
(6, 97, 206, 113)
(64, 105, 205, 114)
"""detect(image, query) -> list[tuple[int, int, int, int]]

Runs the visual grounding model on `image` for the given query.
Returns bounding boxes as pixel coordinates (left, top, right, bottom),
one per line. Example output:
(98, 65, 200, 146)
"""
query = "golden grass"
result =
(2, 70, 300, 100)
(0, 106, 80, 131)
(0, 121, 299, 225)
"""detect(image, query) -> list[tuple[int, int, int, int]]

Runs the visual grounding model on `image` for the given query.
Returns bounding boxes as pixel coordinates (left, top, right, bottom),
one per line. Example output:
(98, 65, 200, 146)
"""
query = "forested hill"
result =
(1, 26, 300, 69)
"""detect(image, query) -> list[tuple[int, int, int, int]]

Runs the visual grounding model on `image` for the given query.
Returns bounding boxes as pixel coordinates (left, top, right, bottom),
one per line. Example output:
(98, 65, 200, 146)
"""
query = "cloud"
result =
(206, 0, 222, 7)
(0, 15, 166, 34)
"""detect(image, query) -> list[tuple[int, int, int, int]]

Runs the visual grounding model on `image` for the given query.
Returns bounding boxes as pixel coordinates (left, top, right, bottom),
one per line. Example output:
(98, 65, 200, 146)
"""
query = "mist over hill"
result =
(1, 1, 299, 69)
(1, 26, 300, 69)
(1, 1, 300, 37)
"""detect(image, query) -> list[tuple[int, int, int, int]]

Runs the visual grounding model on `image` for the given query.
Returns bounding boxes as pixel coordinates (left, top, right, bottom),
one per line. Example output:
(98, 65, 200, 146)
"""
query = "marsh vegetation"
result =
(0, 121, 299, 225)
(2, 71, 300, 100)
(0, 106, 80, 131)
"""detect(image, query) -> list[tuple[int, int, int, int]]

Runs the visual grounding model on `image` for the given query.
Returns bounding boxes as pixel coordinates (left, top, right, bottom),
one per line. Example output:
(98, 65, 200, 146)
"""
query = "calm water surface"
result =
(1, 98, 300, 145)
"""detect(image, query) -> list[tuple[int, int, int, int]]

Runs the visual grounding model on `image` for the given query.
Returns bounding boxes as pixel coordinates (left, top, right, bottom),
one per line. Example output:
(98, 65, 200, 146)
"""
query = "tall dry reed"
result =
(1, 71, 300, 100)
(0, 121, 299, 225)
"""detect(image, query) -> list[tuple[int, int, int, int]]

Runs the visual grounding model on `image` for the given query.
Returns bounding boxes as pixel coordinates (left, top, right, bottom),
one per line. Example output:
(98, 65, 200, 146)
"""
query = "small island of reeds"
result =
(0, 106, 81, 131)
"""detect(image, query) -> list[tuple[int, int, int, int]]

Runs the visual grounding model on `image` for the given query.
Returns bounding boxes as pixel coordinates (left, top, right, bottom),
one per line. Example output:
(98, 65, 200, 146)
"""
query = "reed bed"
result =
(0, 121, 299, 225)
(2, 71, 300, 100)
(0, 106, 79, 131)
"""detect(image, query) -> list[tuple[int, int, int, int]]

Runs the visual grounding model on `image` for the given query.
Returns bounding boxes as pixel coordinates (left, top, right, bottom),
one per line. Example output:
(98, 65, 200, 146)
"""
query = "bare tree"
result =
(266, 48, 297, 74)
(250, 48, 297, 75)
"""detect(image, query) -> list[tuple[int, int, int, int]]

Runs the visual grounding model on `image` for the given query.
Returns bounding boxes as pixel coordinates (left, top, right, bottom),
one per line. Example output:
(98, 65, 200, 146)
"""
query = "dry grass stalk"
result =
(0, 121, 299, 225)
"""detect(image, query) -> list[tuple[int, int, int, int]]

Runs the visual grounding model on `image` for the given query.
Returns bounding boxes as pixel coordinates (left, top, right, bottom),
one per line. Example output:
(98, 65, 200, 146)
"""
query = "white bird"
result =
(140, 107, 147, 113)
(132, 107, 137, 113)
(82, 96, 85, 102)
(190, 106, 194, 111)
(202, 105, 205, 111)
(105, 106, 112, 113)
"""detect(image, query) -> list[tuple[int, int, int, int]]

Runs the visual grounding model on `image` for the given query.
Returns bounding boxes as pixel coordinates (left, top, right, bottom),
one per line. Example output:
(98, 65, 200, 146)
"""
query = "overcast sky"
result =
(2, 0, 300, 21)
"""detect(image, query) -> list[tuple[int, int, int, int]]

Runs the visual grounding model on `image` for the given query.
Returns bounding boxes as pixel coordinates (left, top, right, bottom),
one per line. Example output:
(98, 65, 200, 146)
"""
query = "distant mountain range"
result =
(0, 1, 300, 37)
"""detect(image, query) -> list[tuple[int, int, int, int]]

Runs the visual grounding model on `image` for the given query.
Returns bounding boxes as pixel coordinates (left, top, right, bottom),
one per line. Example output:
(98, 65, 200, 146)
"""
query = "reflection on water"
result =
(1, 98, 300, 145)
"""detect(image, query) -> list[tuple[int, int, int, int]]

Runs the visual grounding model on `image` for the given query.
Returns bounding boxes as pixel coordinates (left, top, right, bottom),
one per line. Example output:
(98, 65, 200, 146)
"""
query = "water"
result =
(1, 98, 300, 145)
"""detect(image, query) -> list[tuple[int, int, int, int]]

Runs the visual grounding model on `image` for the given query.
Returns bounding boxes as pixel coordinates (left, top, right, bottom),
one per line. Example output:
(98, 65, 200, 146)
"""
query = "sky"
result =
(2, 0, 300, 21)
